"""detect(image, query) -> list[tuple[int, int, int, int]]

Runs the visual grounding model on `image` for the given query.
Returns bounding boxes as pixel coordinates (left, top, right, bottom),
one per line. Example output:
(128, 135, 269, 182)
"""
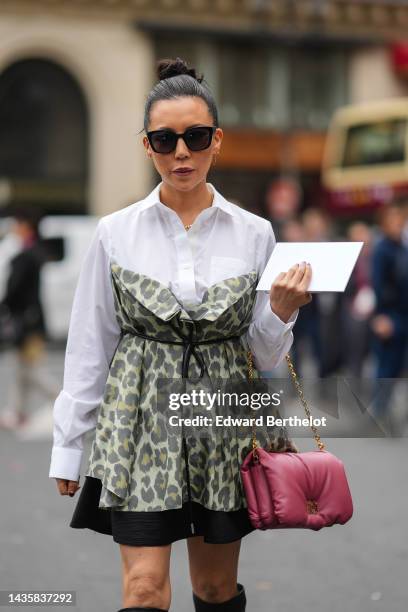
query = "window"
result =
(153, 36, 349, 130)
(290, 47, 348, 131)
(217, 42, 271, 127)
(342, 119, 407, 167)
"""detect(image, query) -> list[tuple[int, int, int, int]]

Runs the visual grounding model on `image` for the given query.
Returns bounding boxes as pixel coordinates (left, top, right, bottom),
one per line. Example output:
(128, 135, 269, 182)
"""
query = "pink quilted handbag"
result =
(240, 353, 353, 531)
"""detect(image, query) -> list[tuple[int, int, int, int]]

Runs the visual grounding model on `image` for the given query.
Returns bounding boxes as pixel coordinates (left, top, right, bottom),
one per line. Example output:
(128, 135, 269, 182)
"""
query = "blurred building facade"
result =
(0, 0, 408, 216)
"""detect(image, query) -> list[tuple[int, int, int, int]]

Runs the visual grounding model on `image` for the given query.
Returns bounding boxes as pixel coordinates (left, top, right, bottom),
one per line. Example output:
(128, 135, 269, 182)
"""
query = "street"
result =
(0, 348, 407, 612)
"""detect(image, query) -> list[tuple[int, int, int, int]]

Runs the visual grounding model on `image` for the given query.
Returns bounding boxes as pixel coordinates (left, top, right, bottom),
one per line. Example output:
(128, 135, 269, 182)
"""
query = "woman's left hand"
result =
(269, 262, 312, 323)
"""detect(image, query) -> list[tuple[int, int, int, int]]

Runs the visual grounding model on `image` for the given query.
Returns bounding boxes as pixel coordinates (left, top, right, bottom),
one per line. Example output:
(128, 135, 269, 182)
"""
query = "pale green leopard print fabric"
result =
(85, 261, 298, 512)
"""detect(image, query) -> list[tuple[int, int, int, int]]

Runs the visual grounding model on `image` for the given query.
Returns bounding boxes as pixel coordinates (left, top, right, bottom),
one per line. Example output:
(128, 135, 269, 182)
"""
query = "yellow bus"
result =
(322, 98, 408, 214)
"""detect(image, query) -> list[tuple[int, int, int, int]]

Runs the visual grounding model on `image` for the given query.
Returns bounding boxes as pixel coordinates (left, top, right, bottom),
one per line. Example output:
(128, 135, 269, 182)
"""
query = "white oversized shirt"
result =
(48, 181, 298, 482)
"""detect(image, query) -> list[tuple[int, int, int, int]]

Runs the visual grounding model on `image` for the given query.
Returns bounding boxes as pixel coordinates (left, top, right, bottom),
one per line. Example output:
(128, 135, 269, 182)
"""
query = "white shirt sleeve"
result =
(49, 218, 122, 482)
(243, 221, 299, 372)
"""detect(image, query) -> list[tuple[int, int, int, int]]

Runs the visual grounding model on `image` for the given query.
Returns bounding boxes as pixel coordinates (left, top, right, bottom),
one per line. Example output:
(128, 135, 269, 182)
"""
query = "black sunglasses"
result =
(146, 126, 216, 154)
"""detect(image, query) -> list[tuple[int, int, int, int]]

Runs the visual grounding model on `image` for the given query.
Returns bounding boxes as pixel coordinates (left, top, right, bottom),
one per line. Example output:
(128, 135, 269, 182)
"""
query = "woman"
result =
(49, 57, 312, 612)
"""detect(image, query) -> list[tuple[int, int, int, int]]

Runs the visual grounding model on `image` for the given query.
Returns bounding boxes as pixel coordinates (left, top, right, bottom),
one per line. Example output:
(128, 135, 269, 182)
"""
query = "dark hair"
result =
(142, 57, 219, 133)
(12, 206, 42, 240)
(375, 202, 404, 227)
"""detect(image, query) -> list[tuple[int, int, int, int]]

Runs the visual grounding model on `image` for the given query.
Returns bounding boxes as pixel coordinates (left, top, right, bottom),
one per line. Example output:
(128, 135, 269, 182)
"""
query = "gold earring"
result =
(212, 153, 218, 167)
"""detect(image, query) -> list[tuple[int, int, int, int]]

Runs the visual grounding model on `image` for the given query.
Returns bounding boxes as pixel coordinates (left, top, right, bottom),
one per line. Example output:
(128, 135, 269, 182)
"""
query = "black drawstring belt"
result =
(122, 327, 241, 535)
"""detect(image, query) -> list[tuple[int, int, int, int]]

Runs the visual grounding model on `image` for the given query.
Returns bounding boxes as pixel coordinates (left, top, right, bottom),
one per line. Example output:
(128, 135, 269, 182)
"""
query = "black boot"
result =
(192, 583, 246, 612)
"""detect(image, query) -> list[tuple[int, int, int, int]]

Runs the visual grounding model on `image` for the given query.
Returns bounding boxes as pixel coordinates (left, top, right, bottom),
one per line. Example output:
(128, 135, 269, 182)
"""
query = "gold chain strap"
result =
(246, 350, 258, 454)
(247, 350, 326, 453)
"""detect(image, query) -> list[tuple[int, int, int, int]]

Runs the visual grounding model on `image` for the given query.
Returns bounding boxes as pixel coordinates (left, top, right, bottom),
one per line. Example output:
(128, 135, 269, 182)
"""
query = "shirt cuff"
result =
(259, 301, 299, 337)
(49, 446, 83, 482)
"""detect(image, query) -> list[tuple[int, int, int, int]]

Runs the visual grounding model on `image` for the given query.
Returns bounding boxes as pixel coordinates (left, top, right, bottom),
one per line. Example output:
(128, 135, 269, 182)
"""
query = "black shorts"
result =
(70, 476, 255, 546)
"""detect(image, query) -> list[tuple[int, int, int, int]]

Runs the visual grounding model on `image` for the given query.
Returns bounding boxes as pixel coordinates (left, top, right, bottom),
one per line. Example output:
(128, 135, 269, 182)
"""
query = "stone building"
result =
(0, 0, 408, 217)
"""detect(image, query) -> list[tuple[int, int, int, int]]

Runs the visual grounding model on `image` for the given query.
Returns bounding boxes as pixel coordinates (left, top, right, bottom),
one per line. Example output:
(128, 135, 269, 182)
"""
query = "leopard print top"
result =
(85, 261, 297, 512)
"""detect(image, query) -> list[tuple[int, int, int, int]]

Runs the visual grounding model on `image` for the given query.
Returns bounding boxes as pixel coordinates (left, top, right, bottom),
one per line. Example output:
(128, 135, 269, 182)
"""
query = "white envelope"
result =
(256, 242, 364, 292)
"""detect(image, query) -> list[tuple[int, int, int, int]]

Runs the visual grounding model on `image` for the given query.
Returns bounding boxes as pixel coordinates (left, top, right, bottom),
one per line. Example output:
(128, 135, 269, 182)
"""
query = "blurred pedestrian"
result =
(370, 204, 408, 423)
(341, 222, 375, 378)
(280, 218, 305, 243)
(401, 199, 408, 248)
(0, 208, 59, 431)
(280, 216, 322, 376)
(264, 175, 302, 241)
(292, 207, 344, 377)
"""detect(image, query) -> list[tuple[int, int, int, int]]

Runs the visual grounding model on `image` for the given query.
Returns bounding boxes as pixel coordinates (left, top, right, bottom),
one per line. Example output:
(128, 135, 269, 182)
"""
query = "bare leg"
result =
(187, 536, 242, 603)
(119, 543, 172, 610)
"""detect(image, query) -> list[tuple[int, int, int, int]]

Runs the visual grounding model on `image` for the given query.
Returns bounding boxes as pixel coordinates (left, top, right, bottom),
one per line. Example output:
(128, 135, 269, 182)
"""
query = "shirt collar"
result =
(138, 181, 236, 217)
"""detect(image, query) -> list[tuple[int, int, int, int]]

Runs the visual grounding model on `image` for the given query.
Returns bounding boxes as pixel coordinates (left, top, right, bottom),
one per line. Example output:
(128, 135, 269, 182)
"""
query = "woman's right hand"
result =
(55, 478, 81, 497)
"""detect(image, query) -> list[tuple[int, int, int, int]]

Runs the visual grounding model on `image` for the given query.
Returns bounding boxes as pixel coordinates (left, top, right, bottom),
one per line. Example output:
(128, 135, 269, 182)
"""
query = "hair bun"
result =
(157, 57, 204, 83)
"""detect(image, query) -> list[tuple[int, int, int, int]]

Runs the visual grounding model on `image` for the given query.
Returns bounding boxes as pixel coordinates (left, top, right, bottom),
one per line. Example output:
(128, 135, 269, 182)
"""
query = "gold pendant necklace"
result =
(183, 190, 214, 232)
